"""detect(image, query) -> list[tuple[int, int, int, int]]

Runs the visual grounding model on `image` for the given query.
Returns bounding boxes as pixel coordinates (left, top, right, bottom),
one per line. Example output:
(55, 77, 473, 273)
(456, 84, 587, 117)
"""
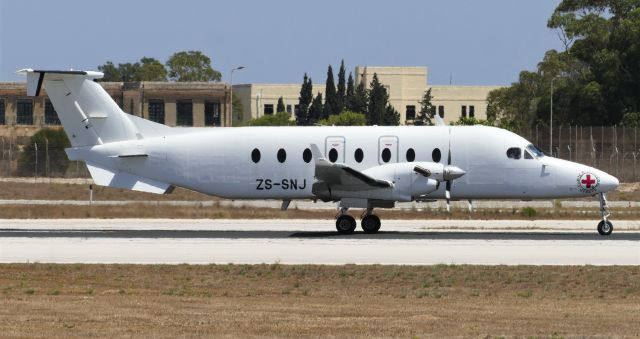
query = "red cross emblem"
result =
(578, 172, 599, 193)
(581, 174, 596, 188)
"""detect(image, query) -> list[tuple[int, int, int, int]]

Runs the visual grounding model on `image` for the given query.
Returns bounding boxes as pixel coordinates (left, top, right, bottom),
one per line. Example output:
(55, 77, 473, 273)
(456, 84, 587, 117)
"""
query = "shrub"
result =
(16, 128, 71, 177)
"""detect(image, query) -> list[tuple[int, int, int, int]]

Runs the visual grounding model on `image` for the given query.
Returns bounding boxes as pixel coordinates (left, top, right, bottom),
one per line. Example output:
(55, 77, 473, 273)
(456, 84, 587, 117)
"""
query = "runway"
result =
(1, 219, 638, 265)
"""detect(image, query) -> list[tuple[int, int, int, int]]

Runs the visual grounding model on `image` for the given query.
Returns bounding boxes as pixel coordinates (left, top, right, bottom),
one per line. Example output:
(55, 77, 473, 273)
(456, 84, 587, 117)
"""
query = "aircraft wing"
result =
(310, 144, 391, 191)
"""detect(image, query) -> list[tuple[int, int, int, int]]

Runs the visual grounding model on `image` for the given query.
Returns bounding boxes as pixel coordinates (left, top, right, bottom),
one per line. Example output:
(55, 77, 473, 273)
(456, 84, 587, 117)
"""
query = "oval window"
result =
(302, 148, 312, 163)
(432, 148, 441, 163)
(381, 148, 391, 163)
(328, 148, 338, 163)
(277, 148, 287, 163)
(506, 147, 521, 159)
(354, 148, 364, 163)
(251, 148, 261, 163)
(406, 148, 415, 162)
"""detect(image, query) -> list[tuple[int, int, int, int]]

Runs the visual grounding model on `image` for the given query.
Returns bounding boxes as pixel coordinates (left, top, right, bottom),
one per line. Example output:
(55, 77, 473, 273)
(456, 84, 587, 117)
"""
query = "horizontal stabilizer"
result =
(86, 162, 172, 194)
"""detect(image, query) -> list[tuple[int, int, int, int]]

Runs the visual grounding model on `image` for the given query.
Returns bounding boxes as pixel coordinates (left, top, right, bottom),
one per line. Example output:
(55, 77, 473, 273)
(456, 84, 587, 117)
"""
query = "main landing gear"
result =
(597, 192, 613, 236)
(335, 208, 381, 234)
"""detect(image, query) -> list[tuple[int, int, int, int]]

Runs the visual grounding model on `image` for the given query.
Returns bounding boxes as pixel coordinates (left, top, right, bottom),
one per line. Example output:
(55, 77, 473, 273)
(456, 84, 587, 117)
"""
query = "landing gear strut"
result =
(335, 207, 356, 234)
(597, 193, 613, 236)
(361, 208, 381, 234)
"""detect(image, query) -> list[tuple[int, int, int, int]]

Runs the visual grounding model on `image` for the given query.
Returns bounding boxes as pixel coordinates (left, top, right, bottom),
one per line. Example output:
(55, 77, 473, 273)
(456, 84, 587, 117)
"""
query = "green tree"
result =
(97, 61, 121, 82)
(117, 62, 141, 82)
(382, 105, 400, 126)
(323, 65, 338, 118)
(318, 111, 366, 126)
(345, 72, 355, 111)
(277, 96, 286, 113)
(416, 88, 435, 125)
(621, 112, 640, 127)
(366, 73, 387, 125)
(138, 57, 167, 81)
(297, 74, 313, 126)
(232, 93, 244, 122)
(166, 50, 222, 82)
(308, 93, 324, 125)
(451, 117, 493, 126)
(17, 128, 71, 177)
(350, 80, 368, 114)
(247, 111, 295, 126)
(336, 60, 346, 113)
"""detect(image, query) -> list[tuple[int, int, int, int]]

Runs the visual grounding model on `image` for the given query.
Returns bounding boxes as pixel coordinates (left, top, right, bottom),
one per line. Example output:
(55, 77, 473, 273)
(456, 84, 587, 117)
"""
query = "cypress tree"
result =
(276, 96, 286, 113)
(367, 73, 387, 125)
(336, 60, 346, 114)
(323, 65, 337, 118)
(297, 73, 313, 126)
(308, 93, 324, 125)
(345, 72, 355, 111)
(351, 80, 368, 114)
(382, 104, 400, 126)
(416, 88, 435, 125)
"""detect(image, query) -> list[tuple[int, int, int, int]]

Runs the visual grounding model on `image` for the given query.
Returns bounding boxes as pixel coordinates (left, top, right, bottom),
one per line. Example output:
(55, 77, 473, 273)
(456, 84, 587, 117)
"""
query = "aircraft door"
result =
(325, 136, 345, 163)
(379, 136, 398, 164)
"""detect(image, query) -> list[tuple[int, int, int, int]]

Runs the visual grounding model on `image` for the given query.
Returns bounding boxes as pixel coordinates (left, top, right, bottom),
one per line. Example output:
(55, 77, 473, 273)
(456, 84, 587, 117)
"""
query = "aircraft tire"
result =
(336, 215, 356, 234)
(361, 215, 381, 234)
(597, 220, 613, 236)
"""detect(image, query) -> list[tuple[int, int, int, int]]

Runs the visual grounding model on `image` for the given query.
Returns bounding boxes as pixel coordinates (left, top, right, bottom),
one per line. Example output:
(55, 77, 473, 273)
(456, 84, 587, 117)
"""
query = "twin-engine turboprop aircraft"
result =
(19, 69, 620, 235)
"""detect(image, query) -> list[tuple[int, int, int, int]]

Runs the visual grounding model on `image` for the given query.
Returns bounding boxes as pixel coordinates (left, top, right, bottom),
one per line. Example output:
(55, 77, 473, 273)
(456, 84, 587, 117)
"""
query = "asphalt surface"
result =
(1, 219, 638, 265)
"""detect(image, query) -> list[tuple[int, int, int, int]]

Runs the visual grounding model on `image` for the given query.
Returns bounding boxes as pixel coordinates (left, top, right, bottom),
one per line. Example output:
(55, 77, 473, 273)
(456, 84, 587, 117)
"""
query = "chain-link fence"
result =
(2, 126, 639, 182)
(521, 125, 639, 182)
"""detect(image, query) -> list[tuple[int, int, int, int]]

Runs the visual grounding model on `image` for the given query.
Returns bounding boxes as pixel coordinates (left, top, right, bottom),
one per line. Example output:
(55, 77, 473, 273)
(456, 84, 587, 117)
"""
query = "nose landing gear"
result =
(597, 193, 613, 236)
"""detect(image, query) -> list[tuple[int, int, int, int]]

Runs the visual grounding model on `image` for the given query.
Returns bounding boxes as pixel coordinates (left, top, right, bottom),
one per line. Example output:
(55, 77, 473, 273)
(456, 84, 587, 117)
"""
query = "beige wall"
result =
(234, 66, 502, 125)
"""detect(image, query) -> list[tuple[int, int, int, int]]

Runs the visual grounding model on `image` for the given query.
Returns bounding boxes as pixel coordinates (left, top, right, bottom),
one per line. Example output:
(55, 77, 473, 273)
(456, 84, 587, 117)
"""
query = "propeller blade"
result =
(445, 180, 451, 213)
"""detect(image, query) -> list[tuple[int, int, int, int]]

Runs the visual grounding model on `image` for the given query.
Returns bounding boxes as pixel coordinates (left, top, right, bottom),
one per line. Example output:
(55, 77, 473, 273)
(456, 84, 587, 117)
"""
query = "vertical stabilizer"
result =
(18, 69, 140, 147)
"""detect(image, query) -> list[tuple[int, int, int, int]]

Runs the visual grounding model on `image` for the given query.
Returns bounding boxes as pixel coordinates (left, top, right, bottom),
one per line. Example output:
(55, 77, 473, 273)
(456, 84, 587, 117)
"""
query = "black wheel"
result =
(597, 220, 613, 236)
(336, 215, 356, 234)
(361, 214, 381, 234)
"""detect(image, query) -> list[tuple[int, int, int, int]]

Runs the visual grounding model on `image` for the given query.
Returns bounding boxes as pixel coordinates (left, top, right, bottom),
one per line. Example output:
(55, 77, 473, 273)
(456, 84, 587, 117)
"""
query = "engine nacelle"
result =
(362, 162, 440, 201)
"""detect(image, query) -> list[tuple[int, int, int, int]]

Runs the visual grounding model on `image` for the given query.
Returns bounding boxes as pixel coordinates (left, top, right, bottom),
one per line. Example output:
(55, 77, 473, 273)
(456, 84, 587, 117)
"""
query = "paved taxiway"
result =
(1, 219, 638, 265)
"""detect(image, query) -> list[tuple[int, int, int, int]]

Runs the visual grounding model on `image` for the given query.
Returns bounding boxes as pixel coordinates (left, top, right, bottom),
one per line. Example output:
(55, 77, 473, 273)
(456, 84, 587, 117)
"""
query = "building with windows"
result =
(233, 66, 502, 125)
(0, 81, 231, 139)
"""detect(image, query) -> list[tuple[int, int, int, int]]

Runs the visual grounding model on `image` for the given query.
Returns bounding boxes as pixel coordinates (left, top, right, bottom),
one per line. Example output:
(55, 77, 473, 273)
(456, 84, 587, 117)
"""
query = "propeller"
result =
(442, 127, 466, 212)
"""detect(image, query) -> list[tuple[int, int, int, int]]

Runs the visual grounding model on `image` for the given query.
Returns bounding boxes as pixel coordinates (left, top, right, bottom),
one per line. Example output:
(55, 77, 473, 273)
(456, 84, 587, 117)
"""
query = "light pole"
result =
(550, 76, 557, 155)
(230, 66, 245, 126)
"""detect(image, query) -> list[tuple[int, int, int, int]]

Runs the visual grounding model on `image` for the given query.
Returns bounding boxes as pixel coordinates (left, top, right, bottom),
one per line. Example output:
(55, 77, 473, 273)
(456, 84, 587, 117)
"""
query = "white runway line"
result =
(0, 219, 638, 265)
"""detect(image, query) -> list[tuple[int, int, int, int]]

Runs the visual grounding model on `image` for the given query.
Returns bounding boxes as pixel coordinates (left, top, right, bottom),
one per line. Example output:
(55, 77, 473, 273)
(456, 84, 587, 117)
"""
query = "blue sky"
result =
(0, 0, 563, 85)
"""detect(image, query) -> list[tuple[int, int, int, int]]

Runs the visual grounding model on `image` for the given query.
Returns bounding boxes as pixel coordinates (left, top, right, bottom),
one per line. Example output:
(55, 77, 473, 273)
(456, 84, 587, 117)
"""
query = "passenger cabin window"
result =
(432, 148, 441, 163)
(406, 148, 415, 162)
(381, 148, 391, 163)
(354, 148, 364, 163)
(251, 148, 261, 163)
(506, 147, 521, 159)
(303, 148, 312, 163)
(328, 148, 338, 163)
(277, 149, 286, 163)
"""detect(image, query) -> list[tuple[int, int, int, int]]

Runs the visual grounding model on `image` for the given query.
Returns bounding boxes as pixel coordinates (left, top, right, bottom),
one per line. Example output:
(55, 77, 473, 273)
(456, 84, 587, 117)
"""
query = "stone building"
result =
(233, 66, 502, 125)
(0, 81, 231, 139)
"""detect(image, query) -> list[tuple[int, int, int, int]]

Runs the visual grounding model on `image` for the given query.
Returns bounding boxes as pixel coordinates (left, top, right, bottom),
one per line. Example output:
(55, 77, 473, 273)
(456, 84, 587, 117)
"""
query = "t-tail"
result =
(18, 69, 175, 194)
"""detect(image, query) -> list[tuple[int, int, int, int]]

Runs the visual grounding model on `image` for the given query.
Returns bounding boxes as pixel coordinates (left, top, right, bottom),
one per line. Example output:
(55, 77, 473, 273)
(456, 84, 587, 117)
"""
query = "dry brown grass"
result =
(0, 264, 638, 338)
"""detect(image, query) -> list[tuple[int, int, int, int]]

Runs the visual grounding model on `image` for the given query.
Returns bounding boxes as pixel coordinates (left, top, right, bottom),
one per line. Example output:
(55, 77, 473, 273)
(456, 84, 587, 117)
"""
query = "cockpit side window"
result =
(506, 147, 521, 159)
(526, 144, 545, 157)
(524, 150, 534, 159)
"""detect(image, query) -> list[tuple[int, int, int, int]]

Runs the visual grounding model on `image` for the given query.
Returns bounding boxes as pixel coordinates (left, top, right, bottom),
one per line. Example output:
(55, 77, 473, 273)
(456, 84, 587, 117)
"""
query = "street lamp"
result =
(550, 76, 558, 155)
(230, 66, 245, 126)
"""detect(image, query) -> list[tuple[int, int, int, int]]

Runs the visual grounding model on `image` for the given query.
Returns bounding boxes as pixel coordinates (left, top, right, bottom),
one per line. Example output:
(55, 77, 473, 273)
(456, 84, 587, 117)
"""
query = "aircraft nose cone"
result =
(600, 172, 619, 192)
(443, 165, 466, 180)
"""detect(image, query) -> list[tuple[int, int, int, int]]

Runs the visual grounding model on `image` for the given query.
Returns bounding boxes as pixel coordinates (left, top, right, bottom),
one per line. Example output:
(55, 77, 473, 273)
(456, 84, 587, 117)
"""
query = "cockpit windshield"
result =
(526, 144, 545, 158)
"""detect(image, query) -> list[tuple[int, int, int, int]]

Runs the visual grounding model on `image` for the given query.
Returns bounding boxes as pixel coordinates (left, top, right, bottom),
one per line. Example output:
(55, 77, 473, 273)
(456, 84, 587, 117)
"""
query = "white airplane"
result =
(19, 69, 620, 235)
